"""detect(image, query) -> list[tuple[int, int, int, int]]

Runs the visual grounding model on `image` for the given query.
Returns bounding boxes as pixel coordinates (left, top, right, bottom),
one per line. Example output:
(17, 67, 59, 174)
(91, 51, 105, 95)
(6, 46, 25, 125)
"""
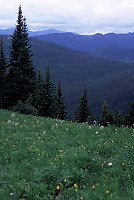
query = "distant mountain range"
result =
(34, 32, 134, 62)
(2, 35, 134, 119)
(1, 28, 134, 62)
(0, 28, 65, 37)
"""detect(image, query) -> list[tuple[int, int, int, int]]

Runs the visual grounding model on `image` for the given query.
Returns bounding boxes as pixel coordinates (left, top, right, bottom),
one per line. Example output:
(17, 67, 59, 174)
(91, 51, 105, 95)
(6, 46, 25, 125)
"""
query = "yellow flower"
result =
(57, 186, 60, 190)
(122, 163, 124, 165)
(74, 183, 78, 187)
(80, 197, 83, 200)
(106, 190, 109, 193)
(75, 189, 77, 191)
(92, 185, 95, 189)
(64, 179, 66, 182)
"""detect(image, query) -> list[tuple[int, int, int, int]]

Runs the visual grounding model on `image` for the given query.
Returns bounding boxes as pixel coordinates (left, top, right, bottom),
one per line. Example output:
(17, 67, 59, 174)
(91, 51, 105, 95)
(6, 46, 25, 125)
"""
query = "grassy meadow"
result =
(0, 109, 134, 199)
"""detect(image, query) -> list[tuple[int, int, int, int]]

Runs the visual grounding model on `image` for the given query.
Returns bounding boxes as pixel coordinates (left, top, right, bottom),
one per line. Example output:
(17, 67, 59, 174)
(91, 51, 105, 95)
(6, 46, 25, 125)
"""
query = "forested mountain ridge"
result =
(2, 35, 134, 119)
(34, 32, 134, 62)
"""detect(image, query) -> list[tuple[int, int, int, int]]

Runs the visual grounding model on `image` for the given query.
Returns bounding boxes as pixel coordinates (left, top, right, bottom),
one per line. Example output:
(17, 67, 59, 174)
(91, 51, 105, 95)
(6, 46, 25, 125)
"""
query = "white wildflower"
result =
(108, 162, 112, 166)
(43, 131, 46, 135)
(15, 123, 18, 126)
(7, 120, 11, 124)
(11, 113, 15, 117)
(100, 126, 104, 130)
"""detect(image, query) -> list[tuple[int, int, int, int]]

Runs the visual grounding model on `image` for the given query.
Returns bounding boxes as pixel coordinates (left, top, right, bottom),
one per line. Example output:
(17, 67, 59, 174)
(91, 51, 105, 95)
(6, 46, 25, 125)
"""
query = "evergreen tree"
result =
(75, 84, 92, 123)
(99, 101, 114, 126)
(7, 5, 36, 108)
(0, 36, 7, 108)
(34, 66, 57, 117)
(33, 67, 45, 115)
(126, 101, 134, 126)
(115, 110, 123, 127)
(57, 80, 66, 120)
(43, 66, 57, 118)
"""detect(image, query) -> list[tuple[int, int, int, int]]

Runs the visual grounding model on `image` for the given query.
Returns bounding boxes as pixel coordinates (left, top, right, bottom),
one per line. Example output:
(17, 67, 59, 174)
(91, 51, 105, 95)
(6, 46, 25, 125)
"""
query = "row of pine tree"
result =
(0, 6, 134, 126)
(0, 6, 66, 120)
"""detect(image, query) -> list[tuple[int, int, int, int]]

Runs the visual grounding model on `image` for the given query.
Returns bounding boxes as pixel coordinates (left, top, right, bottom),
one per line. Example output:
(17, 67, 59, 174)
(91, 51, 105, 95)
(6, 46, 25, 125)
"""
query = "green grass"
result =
(0, 109, 134, 199)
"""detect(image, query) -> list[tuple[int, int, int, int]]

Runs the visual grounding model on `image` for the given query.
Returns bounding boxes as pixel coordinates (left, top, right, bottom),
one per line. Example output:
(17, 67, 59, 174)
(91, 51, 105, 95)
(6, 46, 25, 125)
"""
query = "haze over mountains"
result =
(1, 28, 134, 62)
(34, 31, 134, 62)
(2, 32, 134, 119)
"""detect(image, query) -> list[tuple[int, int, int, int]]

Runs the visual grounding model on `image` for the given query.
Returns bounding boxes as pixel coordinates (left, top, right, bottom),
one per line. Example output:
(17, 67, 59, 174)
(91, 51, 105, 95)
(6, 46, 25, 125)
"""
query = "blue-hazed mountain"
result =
(2, 36, 134, 119)
(34, 32, 134, 62)
(0, 28, 64, 37)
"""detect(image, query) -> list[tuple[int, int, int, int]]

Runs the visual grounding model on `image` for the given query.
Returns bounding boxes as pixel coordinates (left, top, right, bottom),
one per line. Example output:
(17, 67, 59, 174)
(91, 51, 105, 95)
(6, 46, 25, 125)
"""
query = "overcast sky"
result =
(0, 0, 134, 34)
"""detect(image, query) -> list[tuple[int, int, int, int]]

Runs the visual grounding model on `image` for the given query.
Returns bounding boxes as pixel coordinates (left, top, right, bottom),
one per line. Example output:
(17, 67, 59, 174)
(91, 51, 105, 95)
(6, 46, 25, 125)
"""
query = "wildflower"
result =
(74, 183, 78, 187)
(96, 131, 98, 134)
(12, 113, 15, 117)
(75, 189, 77, 191)
(108, 162, 112, 166)
(100, 126, 104, 130)
(43, 131, 46, 135)
(106, 190, 109, 193)
(15, 123, 19, 127)
(122, 163, 124, 166)
(10, 193, 14, 196)
(14, 194, 18, 198)
(7, 120, 11, 124)
(64, 179, 66, 182)
(80, 197, 83, 200)
(57, 186, 60, 190)
(92, 185, 95, 189)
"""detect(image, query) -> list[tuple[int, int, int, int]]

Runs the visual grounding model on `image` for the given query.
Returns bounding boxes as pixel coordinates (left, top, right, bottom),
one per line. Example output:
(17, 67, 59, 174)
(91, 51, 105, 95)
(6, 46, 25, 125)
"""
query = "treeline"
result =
(0, 6, 65, 120)
(0, 6, 134, 126)
(74, 84, 134, 126)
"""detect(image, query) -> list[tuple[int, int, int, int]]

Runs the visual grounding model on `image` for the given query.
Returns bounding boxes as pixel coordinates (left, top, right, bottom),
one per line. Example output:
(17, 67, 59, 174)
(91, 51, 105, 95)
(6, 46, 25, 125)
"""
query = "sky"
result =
(0, 0, 134, 35)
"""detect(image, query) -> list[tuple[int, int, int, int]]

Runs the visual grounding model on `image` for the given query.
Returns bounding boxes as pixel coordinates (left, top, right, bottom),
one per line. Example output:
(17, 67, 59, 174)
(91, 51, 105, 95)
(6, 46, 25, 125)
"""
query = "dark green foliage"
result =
(99, 101, 114, 126)
(7, 6, 36, 108)
(75, 84, 93, 123)
(13, 100, 37, 115)
(126, 101, 134, 125)
(57, 80, 66, 120)
(0, 36, 7, 108)
(2, 35, 134, 119)
(34, 66, 57, 118)
(43, 66, 57, 118)
(115, 110, 123, 127)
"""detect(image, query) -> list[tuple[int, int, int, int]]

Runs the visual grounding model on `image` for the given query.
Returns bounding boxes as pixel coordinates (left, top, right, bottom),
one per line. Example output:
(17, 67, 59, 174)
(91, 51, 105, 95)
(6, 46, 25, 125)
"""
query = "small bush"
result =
(13, 100, 37, 115)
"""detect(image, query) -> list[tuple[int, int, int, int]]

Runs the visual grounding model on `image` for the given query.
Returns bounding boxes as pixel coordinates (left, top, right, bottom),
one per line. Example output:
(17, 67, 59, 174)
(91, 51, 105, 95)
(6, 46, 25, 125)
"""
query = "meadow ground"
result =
(0, 109, 134, 200)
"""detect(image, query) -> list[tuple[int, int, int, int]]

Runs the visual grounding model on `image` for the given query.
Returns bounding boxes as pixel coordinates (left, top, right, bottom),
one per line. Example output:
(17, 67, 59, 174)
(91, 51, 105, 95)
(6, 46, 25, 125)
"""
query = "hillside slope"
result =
(2, 36, 134, 118)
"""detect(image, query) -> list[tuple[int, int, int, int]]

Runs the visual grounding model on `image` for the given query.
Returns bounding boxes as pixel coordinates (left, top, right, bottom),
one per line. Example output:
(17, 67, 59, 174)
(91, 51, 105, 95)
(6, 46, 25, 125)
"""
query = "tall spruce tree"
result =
(57, 80, 66, 120)
(75, 84, 92, 123)
(7, 5, 36, 108)
(126, 101, 134, 125)
(0, 36, 7, 108)
(115, 110, 123, 127)
(35, 66, 57, 118)
(99, 101, 114, 126)
(33, 67, 45, 115)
